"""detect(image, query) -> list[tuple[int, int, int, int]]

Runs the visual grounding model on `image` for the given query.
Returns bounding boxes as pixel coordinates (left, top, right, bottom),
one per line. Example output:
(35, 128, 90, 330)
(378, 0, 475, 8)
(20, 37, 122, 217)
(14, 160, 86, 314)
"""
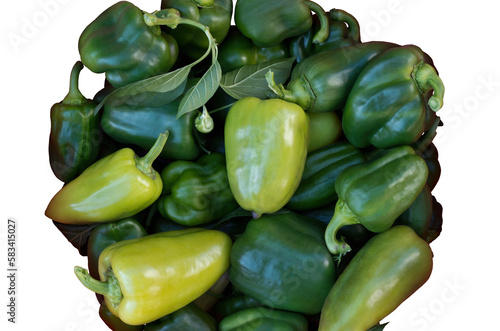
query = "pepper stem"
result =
(304, 1, 330, 44)
(266, 71, 315, 110)
(62, 61, 86, 105)
(413, 61, 445, 112)
(412, 116, 441, 156)
(136, 131, 169, 178)
(74, 266, 122, 306)
(325, 199, 360, 258)
(143, 9, 216, 68)
(330, 9, 361, 42)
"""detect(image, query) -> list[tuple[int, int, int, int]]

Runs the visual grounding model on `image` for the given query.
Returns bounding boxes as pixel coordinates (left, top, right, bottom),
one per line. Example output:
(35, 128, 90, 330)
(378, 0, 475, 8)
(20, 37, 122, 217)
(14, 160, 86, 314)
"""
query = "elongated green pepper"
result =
(74, 228, 232, 325)
(49, 61, 100, 183)
(225, 96, 309, 218)
(45, 132, 168, 224)
(319, 225, 433, 331)
(325, 145, 428, 256)
(219, 307, 308, 331)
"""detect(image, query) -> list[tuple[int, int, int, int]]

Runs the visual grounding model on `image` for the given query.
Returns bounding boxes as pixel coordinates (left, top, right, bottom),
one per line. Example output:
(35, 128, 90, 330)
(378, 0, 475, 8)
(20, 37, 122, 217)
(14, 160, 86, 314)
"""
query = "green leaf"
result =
(177, 60, 222, 119)
(52, 221, 97, 256)
(367, 322, 389, 331)
(220, 57, 296, 100)
(94, 65, 191, 113)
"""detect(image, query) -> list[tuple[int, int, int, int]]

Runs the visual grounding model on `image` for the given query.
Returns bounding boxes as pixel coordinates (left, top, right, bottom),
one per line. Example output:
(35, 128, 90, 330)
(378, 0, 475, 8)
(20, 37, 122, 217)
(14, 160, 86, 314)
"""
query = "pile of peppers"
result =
(46, 0, 446, 330)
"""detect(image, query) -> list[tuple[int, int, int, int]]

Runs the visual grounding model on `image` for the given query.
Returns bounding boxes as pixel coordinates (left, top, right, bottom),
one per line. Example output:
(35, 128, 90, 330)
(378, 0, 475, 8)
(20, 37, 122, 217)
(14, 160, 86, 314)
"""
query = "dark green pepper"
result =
(325, 145, 428, 257)
(343, 45, 445, 148)
(234, 0, 330, 47)
(319, 225, 433, 331)
(287, 141, 366, 211)
(229, 211, 336, 315)
(161, 0, 233, 60)
(49, 61, 100, 183)
(268, 42, 398, 112)
(421, 142, 441, 191)
(158, 152, 238, 226)
(100, 81, 203, 161)
(218, 25, 290, 74)
(427, 196, 443, 244)
(289, 9, 361, 63)
(78, 1, 178, 88)
(211, 293, 263, 322)
(219, 307, 308, 331)
(87, 218, 148, 280)
(394, 184, 433, 240)
(144, 302, 216, 331)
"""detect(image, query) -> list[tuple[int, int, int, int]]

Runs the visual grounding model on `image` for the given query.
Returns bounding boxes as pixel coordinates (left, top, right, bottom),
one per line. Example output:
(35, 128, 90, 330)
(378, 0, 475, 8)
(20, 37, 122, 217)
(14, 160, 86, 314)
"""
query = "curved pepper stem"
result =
(136, 131, 169, 178)
(62, 61, 86, 105)
(143, 9, 216, 68)
(413, 61, 445, 112)
(304, 1, 330, 44)
(266, 71, 315, 110)
(74, 266, 123, 307)
(325, 199, 360, 259)
(330, 9, 361, 43)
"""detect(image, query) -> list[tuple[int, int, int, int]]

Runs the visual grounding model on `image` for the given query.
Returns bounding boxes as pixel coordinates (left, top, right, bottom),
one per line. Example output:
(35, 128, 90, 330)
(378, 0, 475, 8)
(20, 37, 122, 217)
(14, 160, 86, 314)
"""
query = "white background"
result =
(1, 0, 499, 330)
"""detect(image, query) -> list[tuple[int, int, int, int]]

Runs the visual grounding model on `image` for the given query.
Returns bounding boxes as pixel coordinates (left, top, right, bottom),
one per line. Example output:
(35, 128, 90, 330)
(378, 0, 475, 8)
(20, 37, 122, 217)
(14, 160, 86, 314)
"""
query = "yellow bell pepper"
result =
(74, 228, 232, 325)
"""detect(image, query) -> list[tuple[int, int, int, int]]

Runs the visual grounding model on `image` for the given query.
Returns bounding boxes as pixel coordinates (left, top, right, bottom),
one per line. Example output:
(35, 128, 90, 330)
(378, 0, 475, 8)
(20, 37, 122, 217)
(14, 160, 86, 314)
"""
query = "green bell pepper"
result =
(49, 61, 101, 183)
(161, 0, 233, 60)
(319, 225, 433, 331)
(211, 292, 263, 322)
(289, 9, 361, 63)
(268, 41, 398, 112)
(287, 141, 366, 211)
(421, 142, 441, 191)
(427, 196, 443, 244)
(225, 96, 309, 218)
(394, 184, 433, 240)
(343, 45, 445, 148)
(234, 0, 329, 47)
(229, 211, 336, 315)
(218, 25, 290, 74)
(219, 307, 308, 331)
(307, 111, 342, 152)
(157, 152, 238, 226)
(100, 81, 203, 161)
(74, 228, 232, 325)
(78, 1, 178, 88)
(45, 132, 168, 224)
(87, 218, 148, 280)
(144, 302, 216, 331)
(324, 145, 428, 257)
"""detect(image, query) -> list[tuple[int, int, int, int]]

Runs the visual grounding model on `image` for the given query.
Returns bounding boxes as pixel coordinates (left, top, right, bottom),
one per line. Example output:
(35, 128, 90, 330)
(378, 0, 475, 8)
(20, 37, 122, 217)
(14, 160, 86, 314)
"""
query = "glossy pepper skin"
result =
(79, 1, 178, 88)
(394, 184, 433, 240)
(161, 0, 232, 60)
(74, 228, 232, 325)
(289, 9, 361, 63)
(219, 307, 308, 331)
(269, 42, 398, 112)
(343, 45, 445, 149)
(218, 25, 290, 74)
(49, 61, 100, 183)
(229, 211, 336, 315)
(157, 152, 238, 226)
(306, 111, 342, 152)
(101, 82, 202, 161)
(99, 301, 144, 331)
(144, 302, 216, 331)
(87, 218, 148, 280)
(319, 226, 433, 331)
(287, 141, 366, 211)
(234, 0, 329, 47)
(224, 97, 309, 218)
(211, 293, 263, 322)
(325, 145, 428, 256)
(45, 132, 168, 224)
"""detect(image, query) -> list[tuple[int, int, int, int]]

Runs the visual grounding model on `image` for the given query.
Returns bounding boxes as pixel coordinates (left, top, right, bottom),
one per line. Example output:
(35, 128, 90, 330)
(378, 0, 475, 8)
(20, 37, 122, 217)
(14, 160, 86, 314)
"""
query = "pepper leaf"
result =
(367, 323, 389, 331)
(177, 60, 222, 119)
(52, 221, 97, 256)
(220, 57, 296, 100)
(94, 65, 192, 113)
